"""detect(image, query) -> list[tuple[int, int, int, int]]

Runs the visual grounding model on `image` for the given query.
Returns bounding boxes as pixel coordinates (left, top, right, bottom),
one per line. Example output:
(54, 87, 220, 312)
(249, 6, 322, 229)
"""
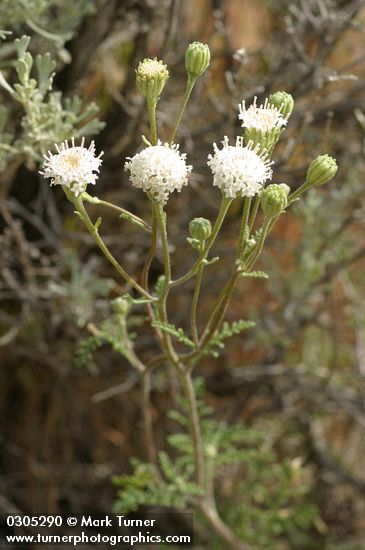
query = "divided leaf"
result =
(203, 319, 256, 357)
(152, 321, 195, 349)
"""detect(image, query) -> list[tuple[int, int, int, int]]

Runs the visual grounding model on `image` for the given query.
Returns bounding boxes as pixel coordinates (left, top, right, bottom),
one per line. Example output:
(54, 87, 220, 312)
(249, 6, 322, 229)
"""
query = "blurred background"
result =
(1, 0, 365, 548)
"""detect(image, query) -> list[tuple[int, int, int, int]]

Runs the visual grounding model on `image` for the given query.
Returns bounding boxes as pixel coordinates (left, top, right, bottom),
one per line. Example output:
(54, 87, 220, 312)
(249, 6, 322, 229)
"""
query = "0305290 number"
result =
(6, 515, 62, 527)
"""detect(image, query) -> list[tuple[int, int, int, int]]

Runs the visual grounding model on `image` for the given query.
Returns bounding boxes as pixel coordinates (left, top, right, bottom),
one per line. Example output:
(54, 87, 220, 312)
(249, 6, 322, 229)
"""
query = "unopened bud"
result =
(306, 154, 338, 186)
(111, 296, 131, 317)
(136, 58, 169, 100)
(261, 184, 288, 219)
(185, 42, 210, 80)
(268, 91, 294, 120)
(189, 217, 212, 242)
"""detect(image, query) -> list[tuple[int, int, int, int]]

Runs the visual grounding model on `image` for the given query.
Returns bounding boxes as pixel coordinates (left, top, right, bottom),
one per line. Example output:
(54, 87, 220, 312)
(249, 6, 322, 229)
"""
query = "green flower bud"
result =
(111, 295, 131, 317)
(268, 91, 294, 120)
(261, 184, 288, 219)
(306, 154, 338, 186)
(189, 217, 212, 242)
(135, 58, 169, 100)
(185, 42, 210, 79)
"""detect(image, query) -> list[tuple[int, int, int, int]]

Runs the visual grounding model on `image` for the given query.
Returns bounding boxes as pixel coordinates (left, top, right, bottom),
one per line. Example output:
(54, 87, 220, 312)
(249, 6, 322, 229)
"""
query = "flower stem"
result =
(237, 197, 251, 257)
(170, 76, 196, 143)
(200, 500, 251, 550)
(187, 203, 269, 365)
(198, 271, 238, 352)
(82, 192, 151, 232)
(142, 369, 158, 465)
(152, 201, 180, 367)
(248, 194, 260, 233)
(147, 98, 158, 145)
(246, 217, 271, 269)
(288, 180, 310, 204)
(142, 207, 159, 329)
(154, 202, 171, 298)
(190, 260, 204, 345)
(142, 207, 157, 293)
(170, 197, 232, 288)
(178, 370, 205, 486)
(72, 195, 154, 300)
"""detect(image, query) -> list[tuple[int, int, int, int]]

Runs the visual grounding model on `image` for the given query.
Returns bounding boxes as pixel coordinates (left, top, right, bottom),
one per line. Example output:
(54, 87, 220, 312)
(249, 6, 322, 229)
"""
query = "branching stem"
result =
(72, 195, 154, 300)
(170, 197, 232, 288)
(82, 192, 151, 232)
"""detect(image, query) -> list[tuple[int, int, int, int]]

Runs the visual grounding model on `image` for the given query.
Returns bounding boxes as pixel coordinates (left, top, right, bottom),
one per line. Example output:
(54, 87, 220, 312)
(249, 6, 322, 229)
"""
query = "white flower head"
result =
(124, 141, 192, 205)
(207, 136, 273, 199)
(41, 137, 103, 197)
(238, 97, 287, 132)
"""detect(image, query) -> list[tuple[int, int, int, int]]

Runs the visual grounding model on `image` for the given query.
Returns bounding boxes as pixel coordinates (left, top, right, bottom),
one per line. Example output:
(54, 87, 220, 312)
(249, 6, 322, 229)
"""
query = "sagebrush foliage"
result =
(0, 2, 103, 169)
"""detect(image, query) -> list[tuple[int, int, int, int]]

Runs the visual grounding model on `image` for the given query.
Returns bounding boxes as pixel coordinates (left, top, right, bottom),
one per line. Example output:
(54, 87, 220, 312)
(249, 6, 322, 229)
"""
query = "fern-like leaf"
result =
(75, 335, 103, 368)
(203, 319, 255, 357)
(152, 321, 196, 349)
(239, 270, 269, 279)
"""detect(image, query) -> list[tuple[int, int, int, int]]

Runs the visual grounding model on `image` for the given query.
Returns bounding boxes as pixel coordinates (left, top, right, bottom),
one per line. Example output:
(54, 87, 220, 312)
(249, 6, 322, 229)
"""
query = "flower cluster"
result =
(207, 136, 273, 199)
(40, 88, 336, 210)
(238, 97, 287, 132)
(124, 141, 192, 205)
(41, 138, 103, 197)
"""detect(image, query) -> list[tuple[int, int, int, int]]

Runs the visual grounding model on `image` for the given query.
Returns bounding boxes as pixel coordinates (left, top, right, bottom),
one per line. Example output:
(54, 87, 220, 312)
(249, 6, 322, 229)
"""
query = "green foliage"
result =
(73, 289, 149, 369)
(152, 320, 196, 349)
(75, 315, 135, 368)
(113, 379, 318, 547)
(154, 275, 166, 297)
(0, 0, 96, 59)
(0, 32, 103, 169)
(203, 319, 256, 357)
(74, 334, 103, 369)
(49, 253, 114, 328)
(112, 456, 203, 514)
(219, 458, 317, 550)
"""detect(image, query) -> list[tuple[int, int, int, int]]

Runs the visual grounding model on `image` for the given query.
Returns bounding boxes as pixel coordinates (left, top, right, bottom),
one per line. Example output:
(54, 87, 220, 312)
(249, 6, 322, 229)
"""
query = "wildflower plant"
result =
(40, 43, 337, 548)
